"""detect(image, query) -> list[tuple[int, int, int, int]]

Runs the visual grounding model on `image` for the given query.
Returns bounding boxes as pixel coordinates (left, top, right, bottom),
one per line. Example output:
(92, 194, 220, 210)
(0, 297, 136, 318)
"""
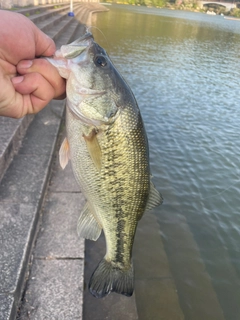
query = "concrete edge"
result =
(6, 102, 66, 320)
(0, 115, 34, 183)
(14, 2, 74, 15)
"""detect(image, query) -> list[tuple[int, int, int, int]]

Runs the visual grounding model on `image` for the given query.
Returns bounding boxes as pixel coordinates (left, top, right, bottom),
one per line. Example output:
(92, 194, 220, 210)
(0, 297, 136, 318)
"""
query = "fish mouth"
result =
(54, 33, 94, 60)
(71, 32, 94, 44)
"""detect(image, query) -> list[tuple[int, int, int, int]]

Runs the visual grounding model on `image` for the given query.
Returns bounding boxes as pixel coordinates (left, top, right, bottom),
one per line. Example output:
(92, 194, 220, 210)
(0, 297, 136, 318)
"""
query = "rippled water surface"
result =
(92, 5, 240, 319)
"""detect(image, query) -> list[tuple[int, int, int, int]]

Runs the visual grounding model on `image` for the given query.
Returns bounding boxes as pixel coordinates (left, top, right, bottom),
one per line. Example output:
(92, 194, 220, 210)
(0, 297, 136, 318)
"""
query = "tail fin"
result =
(89, 258, 134, 298)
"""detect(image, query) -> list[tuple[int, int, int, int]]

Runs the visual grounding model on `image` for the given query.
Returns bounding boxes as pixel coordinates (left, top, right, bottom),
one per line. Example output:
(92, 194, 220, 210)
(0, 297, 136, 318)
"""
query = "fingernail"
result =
(12, 76, 24, 84)
(18, 60, 33, 68)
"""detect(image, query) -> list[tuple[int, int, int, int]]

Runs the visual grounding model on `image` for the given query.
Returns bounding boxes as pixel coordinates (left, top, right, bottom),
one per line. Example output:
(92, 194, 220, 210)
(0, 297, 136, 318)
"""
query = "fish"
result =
(47, 32, 163, 298)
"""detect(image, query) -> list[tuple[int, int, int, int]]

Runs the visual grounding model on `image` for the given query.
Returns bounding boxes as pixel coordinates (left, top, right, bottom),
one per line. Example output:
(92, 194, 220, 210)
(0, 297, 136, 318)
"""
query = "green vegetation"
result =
(229, 8, 240, 17)
(106, 0, 168, 7)
(172, 0, 200, 11)
(10, 4, 32, 10)
(104, 0, 202, 10)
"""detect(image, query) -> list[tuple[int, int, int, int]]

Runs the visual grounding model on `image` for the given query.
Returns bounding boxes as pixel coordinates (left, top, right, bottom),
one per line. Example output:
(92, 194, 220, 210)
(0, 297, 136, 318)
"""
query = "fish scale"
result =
(67, 103, 149, 290)
(48, 32, 163, 298)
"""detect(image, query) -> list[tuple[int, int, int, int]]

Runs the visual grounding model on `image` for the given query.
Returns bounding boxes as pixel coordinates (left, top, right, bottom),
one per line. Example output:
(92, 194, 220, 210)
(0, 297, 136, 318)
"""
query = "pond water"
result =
(91, 5, 240, 319)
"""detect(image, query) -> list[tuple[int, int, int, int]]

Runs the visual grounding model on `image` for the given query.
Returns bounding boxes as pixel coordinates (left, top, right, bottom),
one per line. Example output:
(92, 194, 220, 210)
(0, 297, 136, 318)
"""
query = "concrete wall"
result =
(1, 0, 83, 9)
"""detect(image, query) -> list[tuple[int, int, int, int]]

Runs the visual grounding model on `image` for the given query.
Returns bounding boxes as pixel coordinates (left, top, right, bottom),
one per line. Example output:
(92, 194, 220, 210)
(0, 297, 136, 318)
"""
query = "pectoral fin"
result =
(77, 202, 102, 241)
(59, 137, 70, 169)
(83, 129, 102, 171)
(145, 181, 163, 212)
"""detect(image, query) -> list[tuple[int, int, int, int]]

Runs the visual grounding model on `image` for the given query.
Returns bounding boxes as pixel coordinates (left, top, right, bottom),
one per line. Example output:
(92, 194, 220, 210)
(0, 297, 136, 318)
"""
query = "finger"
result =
(2, 90, 44, 119)
(17, 58, 66, 99)
(13, 71, 55, 101)
(12, 73, 58, 117)
(34, 28, 56, 57)
(0, 60, 19, 117)
(0, 58, 16, 77)
(0, 74, 31, 118)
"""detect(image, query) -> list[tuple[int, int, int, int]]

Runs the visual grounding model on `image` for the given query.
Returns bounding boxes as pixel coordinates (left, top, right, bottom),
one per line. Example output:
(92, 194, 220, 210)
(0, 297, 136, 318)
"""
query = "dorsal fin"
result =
(77, 202, 102, 241)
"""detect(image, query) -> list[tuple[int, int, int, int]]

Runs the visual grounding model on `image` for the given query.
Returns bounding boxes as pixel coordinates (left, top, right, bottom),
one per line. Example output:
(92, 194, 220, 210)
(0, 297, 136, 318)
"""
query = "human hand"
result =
(0, 10, 66, 118)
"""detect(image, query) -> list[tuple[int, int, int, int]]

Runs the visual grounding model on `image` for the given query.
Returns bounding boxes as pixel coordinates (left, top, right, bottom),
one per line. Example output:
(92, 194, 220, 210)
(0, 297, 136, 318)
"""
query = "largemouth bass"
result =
(48, 32, 163, 298)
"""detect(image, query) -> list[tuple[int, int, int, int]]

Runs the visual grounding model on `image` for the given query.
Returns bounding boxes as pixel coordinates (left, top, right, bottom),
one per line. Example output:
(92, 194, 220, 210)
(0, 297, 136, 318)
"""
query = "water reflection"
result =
(92, 5, 240, 320)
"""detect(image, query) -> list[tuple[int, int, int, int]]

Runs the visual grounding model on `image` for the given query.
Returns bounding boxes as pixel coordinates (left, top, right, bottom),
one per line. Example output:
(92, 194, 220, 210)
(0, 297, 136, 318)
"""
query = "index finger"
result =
(17, 58, 66, 99)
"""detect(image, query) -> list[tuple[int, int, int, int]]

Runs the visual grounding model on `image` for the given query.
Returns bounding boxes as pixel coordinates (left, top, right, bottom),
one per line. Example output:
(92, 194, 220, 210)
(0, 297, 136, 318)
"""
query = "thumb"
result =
(34, 28, 56, 57)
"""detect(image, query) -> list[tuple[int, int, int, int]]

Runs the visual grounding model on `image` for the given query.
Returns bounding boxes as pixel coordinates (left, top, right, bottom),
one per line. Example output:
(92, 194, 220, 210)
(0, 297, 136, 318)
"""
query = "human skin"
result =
(0, 10, 66, 118)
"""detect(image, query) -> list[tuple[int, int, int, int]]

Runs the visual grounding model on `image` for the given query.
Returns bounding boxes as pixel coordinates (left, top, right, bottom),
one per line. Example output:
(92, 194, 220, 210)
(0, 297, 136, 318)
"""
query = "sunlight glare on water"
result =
(92, 5, 240, 319)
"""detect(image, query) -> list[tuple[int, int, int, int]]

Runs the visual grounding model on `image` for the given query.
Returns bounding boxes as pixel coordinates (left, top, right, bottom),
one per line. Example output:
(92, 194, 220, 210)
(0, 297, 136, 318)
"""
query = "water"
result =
(92, 5, 240, 319)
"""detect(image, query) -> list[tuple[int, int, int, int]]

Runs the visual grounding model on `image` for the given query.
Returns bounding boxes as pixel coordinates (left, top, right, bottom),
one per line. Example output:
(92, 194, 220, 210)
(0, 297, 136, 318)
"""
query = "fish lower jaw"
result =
(78, 87, 106, 96)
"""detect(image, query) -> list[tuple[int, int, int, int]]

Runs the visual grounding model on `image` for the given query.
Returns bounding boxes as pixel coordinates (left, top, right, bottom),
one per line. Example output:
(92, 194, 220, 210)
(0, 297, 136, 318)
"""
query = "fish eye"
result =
(94, 55, 107, 67)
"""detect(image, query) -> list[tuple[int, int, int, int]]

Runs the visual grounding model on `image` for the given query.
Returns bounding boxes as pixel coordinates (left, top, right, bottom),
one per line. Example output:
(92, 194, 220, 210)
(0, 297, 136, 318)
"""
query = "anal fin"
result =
(77, 202, 102, 241)
(145, 181, 163, 212)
